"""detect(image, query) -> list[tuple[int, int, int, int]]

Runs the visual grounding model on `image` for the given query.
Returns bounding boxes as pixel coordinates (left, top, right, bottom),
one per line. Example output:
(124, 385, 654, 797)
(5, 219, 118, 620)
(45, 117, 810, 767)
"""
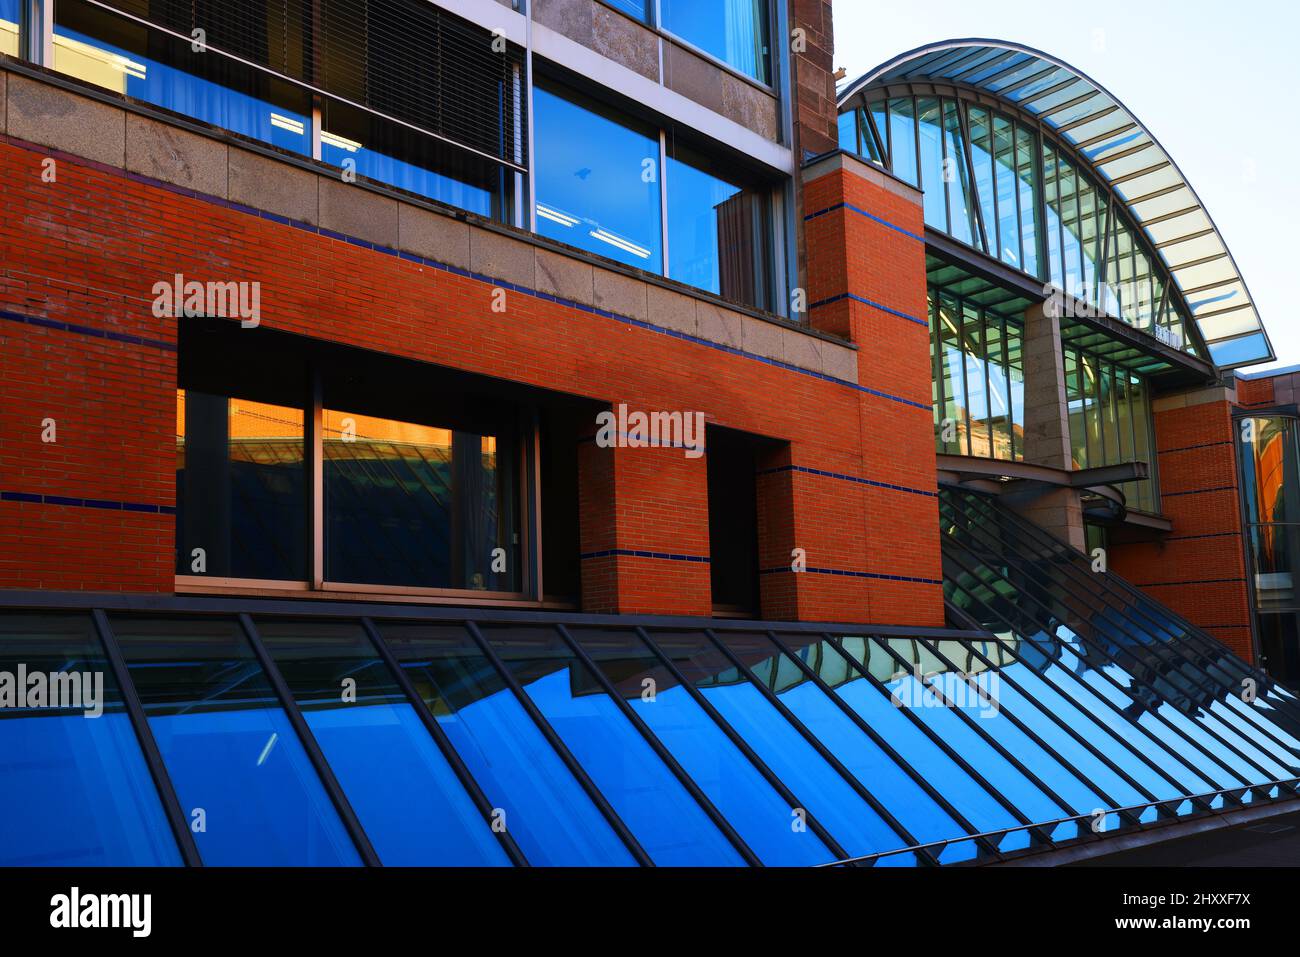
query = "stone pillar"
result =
(1017, 301, 1086, 552)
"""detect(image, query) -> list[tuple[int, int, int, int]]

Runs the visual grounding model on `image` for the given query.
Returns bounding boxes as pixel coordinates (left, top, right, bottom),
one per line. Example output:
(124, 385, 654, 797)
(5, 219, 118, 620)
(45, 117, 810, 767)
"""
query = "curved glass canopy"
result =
(839, 40, 1275, 371)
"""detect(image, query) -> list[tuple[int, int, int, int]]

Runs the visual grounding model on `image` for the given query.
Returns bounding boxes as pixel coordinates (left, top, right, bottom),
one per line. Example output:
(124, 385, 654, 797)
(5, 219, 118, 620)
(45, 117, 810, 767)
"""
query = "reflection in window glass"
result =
(917, 98, 945, 231)
(888, 98, 918, 187)
(54, 0, 311, 156)
(660, 0, 770, 84)
(382, 622, 637, 866)
(480, 625, 745, 865)
(604, 0, 650, 21)
(0, 613, 181, 866)
(942, 100, 975, 247)
(533, 84, 662, 272)
(111, 617, 361, 866)
(568, 627, 834, 865)
(1063, 348, 1158, 509)
(667, 146, 770, 308)
(256, 620, 509, 866)
(323, 408, 518, 592)
(175, 390, 307, 582)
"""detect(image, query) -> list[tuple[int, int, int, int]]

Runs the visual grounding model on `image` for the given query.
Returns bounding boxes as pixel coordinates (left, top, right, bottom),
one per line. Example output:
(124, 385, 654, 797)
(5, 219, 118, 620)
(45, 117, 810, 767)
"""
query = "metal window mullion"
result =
(703, 629, 942, 866)
(551, 623, 761, 865)
(854, 634, 1091, 827)
(937, 515, 1237, 794)
(1010, 119, 1026, 270)
(236, 613, 381, 866)
(917, 633, 1150, 821)
(461, 621, 654, 866)
(944, 498, 1284, 783)
(762, 630, 1002, 860)
(359, 617, 529, 866)
(91, 609, 203, 867)
(632, 627, 850, 862)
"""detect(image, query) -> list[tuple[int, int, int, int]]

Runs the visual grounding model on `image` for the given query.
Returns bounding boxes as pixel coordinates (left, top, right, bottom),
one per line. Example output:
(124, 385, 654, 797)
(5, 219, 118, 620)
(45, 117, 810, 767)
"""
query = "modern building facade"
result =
(1, 2, 1298, 867)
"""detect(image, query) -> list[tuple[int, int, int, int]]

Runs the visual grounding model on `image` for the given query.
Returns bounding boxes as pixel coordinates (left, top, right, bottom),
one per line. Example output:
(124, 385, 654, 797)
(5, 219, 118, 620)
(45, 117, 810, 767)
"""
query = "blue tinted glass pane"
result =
(1209, 332, 1270, 368)
(566, 628, 832, 865)
(111, 617, 361, 866)
(888, 99, 918, 186)
(660, 0, 770, 84)
(654, 632, 915, 862)
(381, 622, 636, 866)
(482, 626, 743, 865)
(837, 111, 858, 153)
(256, 620, 509, 866)
(603, 0, 649, 21)
(54, 4, 311, 156)
(0, 614, 181, 866)
(782, 635, 1020, 835)
(533, 85, 662, 272)
(917, 98, 946, 231)
(864, 638, 1070, 827)
(666, 149, 767, 305)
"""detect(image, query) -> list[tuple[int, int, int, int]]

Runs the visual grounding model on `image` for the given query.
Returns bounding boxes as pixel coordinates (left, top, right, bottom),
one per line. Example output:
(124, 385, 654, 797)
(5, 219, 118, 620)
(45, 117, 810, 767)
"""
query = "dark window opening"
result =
(707, 427, 763, 616)
(539, 405, 586, 606)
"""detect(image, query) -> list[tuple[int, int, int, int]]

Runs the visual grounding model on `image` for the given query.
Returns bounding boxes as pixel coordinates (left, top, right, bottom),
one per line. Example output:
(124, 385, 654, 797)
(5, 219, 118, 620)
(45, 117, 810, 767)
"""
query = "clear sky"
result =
(831, 0, 1300, 370)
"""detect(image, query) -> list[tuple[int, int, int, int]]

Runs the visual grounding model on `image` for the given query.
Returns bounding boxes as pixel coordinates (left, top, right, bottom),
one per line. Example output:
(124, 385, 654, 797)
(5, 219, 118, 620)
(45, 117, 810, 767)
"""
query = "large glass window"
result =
(0, 613, 181, 866)
(111, 616, 362, 866)
(52, 0, 520, 220)
(533, 83, 662, 272)
(534, 81, 773, 310)
(177, 323, 527, 596)
(660, 0, 771, 84)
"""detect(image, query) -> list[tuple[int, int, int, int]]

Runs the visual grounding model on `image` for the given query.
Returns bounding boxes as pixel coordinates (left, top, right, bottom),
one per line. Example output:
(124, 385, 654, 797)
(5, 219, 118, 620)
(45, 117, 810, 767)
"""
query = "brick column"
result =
(1108, 383, 1253, 659)
(796, 153, 944, 627)
(577, 430, 712, 617)
(1016, 300, 1085, 551)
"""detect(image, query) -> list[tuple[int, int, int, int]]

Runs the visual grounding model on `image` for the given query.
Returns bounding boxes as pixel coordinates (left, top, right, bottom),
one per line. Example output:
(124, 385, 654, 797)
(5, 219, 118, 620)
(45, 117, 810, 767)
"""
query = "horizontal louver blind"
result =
(91, 0, 525, 166)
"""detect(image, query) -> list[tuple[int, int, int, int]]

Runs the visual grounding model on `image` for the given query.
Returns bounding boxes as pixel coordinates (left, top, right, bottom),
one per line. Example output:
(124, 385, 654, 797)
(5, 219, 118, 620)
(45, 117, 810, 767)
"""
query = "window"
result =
(533, 83, 663, 272)
(535, 80, 774, 311)
(51, 0, 523, 220)
(177, 322, 529, 597)
(660, 0, 771, 84)
(706, 428, 761, 614)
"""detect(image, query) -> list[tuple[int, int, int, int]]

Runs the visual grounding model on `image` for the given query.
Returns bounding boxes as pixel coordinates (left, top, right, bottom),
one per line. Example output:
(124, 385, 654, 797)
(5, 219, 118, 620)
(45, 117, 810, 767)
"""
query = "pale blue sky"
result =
(832, 0, 1300, 370)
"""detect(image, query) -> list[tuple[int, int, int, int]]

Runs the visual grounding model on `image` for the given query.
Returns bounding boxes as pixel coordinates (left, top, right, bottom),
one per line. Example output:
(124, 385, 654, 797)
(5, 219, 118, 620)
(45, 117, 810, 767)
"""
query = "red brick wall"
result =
(1109, 395, 1253, 659)
(791, 161, 945, 625)
(577, 435, 711, 617)
(0, 132, 945, 624)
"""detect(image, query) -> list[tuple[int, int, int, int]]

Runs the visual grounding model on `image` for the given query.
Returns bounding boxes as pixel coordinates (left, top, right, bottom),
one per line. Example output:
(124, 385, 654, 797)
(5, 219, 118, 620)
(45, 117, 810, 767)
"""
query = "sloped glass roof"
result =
(840, 40, 1275, 370)
(2, 584, 1299, 865)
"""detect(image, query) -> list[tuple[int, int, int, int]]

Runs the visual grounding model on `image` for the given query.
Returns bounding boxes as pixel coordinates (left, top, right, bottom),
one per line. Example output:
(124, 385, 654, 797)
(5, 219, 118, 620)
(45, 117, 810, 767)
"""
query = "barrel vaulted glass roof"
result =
(839, 40, 1275, 371)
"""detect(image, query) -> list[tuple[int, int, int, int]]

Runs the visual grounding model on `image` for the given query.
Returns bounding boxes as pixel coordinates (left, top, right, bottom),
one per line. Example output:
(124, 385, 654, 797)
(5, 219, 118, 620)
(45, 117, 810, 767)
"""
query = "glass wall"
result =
(844, 95, 1196, 355)
(534, 80, 774, 310)
(1, 0, 18, 57)
(1238, 416, 1300, 681)
(929, 290, 1024, 461)
(1062, 347, 1158, 513)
